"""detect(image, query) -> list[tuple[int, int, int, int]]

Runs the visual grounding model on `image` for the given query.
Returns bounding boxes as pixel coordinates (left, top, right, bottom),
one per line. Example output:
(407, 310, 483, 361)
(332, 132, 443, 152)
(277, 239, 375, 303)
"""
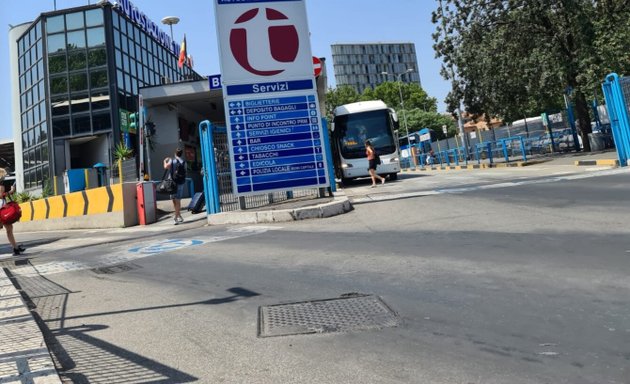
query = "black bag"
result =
(187, 192, 205, 214)
(157, 170, 177, 194)
(172, 159, 186, 184)
(374, 151, 382, 165)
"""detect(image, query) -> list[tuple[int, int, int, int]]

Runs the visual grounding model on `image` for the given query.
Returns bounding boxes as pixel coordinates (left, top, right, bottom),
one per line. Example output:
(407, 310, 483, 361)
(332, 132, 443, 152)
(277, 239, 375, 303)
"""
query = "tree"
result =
(361, 81, 437, 113)
(405, 109, 457, 140)
(432, 0, 630, 152)
(324, 86, 360, 121)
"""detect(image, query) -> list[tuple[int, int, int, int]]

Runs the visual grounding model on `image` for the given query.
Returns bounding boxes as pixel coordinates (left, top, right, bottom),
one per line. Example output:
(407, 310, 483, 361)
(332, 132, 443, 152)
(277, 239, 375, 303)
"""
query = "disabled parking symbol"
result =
(128, 239, 203, 255)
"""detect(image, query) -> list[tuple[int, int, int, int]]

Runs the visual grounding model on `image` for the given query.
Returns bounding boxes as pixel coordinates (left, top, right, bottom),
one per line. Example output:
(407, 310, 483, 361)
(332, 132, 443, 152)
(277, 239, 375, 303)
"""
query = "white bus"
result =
(331, 100, 401, 184)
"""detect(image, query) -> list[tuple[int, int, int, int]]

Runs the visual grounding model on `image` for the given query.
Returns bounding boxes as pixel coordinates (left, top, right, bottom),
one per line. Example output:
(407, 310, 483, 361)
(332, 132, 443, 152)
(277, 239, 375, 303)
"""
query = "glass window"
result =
(120, 19, 127, 34)
(51, 96, 69, 116)
(37, 60, 44, 80)
(124, 74, 131, 93)
(48, 54, 66, 74)
(39, 81, 45, 101)
(50, 76, 68, 95)
(117, 70, 124, 89)
(123, 54, 130, 72)
(52, 117, 71, 137)
(47, 33, 65, 53)
(112, 13, 119, 29)
(90, 90, 109, 109)
(89, 48, 107, 67)
(121, 36, 128, 53)
(28, 130, 34, 147)
(115, 49, 122, 69)
(35, 22, 41, 40)
(40, 102, 47, 121)
(33, 102, 40, 123)
(73, 114, 91, 134)
(47, 15, 65, 34)
(85, 9, 103, 27)
(67, 30, 86, 49)
(35, 146, 42, 166)
(130, 61, 136, 77)
(90, 69, 108, 88)
(69, 73, 87, 92)
(92, 111, 111, 132)
(66, 12, 84, 30)
(41, 122, 49, 143)
(87, 27, 105, 47)
(68, 50, 87, 70)
(134, 26, 140, 42)
(113, 29, 121, 48)
(70, 93, 90, 113)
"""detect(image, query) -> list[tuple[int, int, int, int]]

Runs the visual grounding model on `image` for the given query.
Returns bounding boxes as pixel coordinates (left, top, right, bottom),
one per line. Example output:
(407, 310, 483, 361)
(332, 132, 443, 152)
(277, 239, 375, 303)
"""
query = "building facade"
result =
(331, 43, 421, 95)
(10, 1, 201, 192)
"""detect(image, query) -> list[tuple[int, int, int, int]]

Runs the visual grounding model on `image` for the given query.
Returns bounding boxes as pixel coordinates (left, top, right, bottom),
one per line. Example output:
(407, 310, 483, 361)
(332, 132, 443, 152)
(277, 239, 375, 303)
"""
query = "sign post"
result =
(214, 0, 329, 196)
(138, 95, 144, 181)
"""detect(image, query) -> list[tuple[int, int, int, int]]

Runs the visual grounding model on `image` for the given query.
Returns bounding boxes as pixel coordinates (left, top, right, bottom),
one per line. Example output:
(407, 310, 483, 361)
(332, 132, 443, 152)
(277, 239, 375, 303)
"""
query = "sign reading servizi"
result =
(214, 0, 329, 196)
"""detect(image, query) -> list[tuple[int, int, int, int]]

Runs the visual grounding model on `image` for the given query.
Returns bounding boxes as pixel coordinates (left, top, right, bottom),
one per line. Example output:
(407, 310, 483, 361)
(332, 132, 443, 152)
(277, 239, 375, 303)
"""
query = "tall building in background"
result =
(331, 42, 421, 95)
(9, 1, 201, 192)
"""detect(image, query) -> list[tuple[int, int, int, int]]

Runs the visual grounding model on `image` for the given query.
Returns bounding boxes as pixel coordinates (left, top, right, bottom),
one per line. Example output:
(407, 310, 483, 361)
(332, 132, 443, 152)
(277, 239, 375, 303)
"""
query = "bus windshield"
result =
(334, 110, 396, 159)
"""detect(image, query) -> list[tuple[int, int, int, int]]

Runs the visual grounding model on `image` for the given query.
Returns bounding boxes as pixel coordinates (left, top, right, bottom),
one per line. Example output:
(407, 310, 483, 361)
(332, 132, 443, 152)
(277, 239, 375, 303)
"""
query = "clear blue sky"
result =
(0, 0, 449, 140)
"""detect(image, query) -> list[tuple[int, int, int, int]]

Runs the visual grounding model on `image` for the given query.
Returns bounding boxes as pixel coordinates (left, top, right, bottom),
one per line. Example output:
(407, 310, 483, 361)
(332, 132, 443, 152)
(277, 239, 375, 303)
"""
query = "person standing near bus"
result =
(365, 140, 385, 188)
(0, 169, 25, 255)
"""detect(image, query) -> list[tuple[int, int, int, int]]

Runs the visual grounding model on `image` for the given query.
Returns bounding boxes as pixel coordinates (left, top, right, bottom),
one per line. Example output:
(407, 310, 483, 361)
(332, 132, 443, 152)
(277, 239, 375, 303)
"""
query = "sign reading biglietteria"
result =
(214, 0, 329, 195)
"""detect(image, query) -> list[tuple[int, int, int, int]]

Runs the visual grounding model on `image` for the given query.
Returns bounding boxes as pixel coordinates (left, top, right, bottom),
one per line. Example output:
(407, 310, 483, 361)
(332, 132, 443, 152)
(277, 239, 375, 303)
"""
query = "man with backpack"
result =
(163, 148, 187, 225)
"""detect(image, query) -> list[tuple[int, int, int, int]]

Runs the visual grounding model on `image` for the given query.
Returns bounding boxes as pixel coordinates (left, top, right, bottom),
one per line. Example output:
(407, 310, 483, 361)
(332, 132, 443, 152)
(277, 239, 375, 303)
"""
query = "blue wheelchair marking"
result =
(129, 239, 204, 254)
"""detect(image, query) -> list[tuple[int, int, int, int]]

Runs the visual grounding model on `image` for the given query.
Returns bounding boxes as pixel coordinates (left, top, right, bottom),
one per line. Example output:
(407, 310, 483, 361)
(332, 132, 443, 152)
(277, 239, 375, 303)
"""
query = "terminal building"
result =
(9, 1, 202, 193)
(331, 42, 421, 95)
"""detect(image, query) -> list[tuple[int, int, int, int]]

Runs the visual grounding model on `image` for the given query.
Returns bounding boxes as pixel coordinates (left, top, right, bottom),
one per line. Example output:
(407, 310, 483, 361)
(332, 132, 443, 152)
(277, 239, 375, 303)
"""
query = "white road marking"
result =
(9, 226, 281, 277)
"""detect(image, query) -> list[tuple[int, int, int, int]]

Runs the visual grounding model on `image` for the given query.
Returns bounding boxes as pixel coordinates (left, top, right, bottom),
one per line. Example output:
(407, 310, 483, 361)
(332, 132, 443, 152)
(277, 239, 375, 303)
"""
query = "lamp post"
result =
(161, 16, 180, 46)
(382, 68, 414, 165)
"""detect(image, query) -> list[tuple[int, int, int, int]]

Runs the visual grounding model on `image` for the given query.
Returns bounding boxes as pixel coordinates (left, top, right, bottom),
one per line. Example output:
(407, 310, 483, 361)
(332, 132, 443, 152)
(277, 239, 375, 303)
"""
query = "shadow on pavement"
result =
(6, 267, 259, 383)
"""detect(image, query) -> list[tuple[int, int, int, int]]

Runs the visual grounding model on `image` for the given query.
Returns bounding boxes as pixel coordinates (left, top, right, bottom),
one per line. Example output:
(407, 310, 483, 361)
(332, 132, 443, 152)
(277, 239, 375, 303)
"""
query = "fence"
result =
(199, 121, 329, 215)
(602, 73, 630, 166)
(402, 109, 615, 169)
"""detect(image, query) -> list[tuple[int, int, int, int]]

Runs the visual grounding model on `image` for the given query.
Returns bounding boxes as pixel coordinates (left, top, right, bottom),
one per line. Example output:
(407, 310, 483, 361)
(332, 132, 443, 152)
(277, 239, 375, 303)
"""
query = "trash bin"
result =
(136, 182, 157, 225)
(93, 162, 108, 187)
(588, 133, 607, 152)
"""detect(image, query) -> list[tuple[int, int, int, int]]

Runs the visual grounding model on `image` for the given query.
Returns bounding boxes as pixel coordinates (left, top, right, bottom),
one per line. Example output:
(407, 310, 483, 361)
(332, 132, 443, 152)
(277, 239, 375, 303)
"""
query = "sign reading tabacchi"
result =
(214, 0, 330, 196)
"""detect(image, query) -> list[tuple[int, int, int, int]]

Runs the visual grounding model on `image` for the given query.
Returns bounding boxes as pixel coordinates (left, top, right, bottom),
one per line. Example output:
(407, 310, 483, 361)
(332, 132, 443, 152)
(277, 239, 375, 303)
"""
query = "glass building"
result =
(331, 43, 421, 95)
(11, 1, 202, 192)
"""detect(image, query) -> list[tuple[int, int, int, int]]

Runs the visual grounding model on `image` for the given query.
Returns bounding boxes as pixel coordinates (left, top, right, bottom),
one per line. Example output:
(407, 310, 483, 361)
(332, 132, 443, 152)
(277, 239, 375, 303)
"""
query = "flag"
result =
(178, 34, 187, 68)
(187, 54, 193, 68)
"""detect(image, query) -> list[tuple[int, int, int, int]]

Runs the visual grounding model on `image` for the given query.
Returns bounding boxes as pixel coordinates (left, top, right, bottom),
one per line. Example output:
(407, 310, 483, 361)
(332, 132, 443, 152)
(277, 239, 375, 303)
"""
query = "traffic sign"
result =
(313, 56, 322, 77)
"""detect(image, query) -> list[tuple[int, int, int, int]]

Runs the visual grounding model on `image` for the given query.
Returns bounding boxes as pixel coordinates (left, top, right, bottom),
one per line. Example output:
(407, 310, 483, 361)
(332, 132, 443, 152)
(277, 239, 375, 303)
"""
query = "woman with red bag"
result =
(0, 172, 25, 256)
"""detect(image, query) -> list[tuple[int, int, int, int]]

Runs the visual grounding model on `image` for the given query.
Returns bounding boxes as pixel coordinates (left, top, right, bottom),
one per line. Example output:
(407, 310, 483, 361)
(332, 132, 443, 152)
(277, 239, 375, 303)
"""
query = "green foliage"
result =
(432, 0, 630, 151)
(324, 86, 360, 120)
(42, 179, 54, 198)
(113, 142, 134, 161)
(13, 192, 35, 203)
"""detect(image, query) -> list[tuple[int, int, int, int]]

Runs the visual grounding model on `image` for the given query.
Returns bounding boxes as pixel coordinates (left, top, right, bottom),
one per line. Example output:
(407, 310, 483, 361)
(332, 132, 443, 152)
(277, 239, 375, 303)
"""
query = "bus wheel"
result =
(389, 173, 398, 181)
(341, 177, 352, 186)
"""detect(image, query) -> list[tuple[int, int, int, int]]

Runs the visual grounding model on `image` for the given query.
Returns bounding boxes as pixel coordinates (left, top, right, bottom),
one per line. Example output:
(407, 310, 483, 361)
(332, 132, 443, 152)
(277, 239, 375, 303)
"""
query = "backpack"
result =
(374, 151, 381, 165)
(0, 201, 22, 225)
(172, 158, 186, 184)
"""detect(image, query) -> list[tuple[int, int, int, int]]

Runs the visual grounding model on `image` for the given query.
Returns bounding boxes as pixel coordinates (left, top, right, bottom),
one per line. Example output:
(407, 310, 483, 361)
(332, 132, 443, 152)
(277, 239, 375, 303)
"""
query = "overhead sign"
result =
(313, 56, 322, 77)
(214, 0, 329, 196)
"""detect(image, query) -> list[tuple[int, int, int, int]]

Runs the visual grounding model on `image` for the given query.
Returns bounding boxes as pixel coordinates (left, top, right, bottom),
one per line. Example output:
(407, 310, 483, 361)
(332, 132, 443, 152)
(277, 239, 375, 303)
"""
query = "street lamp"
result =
(382, 68, 413, 139)
(161, 16, 180, 43)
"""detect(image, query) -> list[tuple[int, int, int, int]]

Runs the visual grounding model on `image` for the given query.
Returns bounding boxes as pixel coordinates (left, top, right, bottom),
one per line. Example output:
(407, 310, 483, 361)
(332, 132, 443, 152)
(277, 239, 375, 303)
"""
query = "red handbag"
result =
(0, 201, 22, 225)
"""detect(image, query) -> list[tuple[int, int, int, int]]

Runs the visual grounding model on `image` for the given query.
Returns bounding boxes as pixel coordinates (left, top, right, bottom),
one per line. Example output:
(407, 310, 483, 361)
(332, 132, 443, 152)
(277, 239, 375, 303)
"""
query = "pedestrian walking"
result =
(0, 169, 25, 255)
(163, 148, 187, 224)
(365, 140, 385, 187)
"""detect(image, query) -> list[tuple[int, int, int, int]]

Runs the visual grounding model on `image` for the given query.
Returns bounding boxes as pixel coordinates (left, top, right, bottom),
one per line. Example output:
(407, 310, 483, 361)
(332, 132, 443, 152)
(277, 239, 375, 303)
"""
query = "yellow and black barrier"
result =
(18, 183, 137, 229)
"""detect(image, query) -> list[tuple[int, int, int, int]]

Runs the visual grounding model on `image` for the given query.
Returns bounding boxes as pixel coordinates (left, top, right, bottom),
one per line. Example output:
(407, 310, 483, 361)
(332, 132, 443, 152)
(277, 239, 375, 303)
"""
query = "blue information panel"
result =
(226, 93, 329, 195)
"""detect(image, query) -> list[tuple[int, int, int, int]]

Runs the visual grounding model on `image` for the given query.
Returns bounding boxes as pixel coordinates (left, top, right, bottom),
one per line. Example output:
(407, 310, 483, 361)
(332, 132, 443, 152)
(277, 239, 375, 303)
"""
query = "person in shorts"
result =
(163, 148, 187, 224)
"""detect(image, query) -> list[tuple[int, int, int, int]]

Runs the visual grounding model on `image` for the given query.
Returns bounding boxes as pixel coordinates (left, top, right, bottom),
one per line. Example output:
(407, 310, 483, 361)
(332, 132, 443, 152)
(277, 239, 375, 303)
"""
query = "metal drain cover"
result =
(91, 263, 140, 275)
(258, 294, 399, 337)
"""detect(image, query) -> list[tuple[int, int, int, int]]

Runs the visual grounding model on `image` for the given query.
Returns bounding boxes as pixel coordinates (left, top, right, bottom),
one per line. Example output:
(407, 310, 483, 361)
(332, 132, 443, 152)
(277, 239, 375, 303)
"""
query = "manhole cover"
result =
(258, 294, 399, 337)
(91, 263, 141, 275)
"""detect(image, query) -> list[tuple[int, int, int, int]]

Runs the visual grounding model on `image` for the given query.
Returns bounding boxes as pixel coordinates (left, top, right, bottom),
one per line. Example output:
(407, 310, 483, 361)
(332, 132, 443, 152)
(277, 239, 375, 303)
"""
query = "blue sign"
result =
(226, 79, 314, 96)
(209, 74, 222, 90)
(227, 94, 328, 194)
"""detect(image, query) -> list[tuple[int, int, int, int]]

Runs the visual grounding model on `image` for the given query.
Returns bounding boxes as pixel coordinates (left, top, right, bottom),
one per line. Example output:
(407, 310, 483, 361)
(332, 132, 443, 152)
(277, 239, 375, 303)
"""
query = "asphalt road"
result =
(5, 169, 630, 384)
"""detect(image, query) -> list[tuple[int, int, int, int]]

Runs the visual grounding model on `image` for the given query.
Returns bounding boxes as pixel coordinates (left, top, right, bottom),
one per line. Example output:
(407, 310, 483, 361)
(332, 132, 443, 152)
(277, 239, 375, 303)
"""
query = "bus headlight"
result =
(391, 157, 399, 163)
(341, 163, 353, 168)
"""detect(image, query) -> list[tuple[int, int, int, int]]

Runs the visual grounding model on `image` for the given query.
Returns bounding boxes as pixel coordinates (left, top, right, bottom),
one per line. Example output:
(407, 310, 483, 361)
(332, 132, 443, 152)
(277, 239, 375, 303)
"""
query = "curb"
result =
(574, 159, 619, 167)
(402, 160, 547, 172)
(0, 269, 61, 383)
(207, 193, 353, 225)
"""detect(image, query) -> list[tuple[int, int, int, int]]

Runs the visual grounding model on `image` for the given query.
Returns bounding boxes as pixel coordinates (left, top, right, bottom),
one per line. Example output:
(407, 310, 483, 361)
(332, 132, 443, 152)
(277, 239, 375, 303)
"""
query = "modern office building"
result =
(9, 0, 202, 192)
(331, 42, 421, 95)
